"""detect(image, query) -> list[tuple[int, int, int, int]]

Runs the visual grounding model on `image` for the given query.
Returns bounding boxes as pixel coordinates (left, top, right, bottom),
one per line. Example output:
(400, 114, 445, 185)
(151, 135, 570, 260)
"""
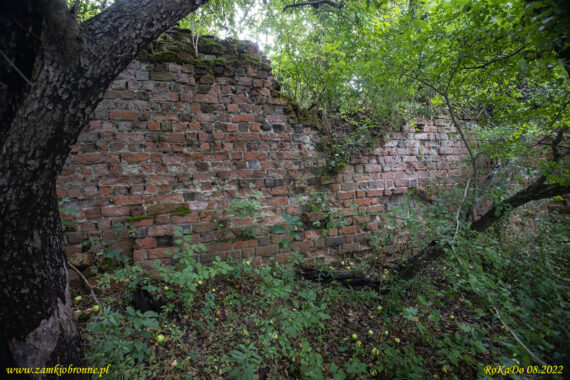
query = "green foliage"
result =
(170, 206, 192, 216)
(225, 344, 262, 380)
(227, 190, 264, 223)
(82, 204, 569, 379)
(321, 117, 382, 174)
(155, 226, 230, 308)
(272, 212, 304, 249)
(85, 306, 158, 374)
(127, 215, 154, 223)
(58, 197, 78, 232)
(66, 0, 112, 22)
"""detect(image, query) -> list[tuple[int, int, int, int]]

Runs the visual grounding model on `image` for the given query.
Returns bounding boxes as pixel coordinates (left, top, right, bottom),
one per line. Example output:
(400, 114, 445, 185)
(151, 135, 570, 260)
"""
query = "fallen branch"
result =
(299, 268, 380, 288)
(493, 306, 547, 366)
(68, 263, 99, 305)
(389, 240, 444, 280)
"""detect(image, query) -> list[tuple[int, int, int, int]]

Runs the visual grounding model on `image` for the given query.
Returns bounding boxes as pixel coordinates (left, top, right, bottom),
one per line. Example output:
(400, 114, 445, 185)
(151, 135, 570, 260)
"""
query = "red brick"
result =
(113, 195, 142, 206)
(244, 152, 267, 160)
(131, 218, 154, 227)
(256, 244, 279, 256)
(101, 206, 130, 217)
(337, 191, 355, 200)
(121, 153, 149, 163)
(236, 133, 259, 141)
(365, 164, 383, 172)
(148, 225, 177, 237)
(194, 94, 218, 103)
(305, 230, 321, 240)
(148, 204, 177, 215)
(149, 248, 173, 259)
(135, 238, 157, 249)
(110, 110, 138, 120)
(340, 225, 357, 235)
(232, 114, 254, 122)
(133, 250, 148, 261)
(349, 198, 371, 207)
(231, 95, 252, 104)
(74, 153, 104, 164)
(367, 190, 384, 197)
(234, 239, 258, 249)
(205, 153, 230, 161)
(193, 223, 216, 233)
(268, 197, 288, 207)
(292, 240, 313, 251)
(229, 169, 252, 178)
(275, 253, 295, 264)
(220, 241, 233, 251)
(171, 214, 199, 224)
(84, 208, 100, 219)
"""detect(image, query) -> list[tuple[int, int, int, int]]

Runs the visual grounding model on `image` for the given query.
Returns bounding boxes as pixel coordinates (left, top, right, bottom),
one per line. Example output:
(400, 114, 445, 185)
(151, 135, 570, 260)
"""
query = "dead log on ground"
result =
(299, 268, 381, 288)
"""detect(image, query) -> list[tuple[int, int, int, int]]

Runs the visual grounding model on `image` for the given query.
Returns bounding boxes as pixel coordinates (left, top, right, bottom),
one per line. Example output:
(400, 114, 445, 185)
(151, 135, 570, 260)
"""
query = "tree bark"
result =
(471, 176, 570, 232)
(0, 0, 207, 371)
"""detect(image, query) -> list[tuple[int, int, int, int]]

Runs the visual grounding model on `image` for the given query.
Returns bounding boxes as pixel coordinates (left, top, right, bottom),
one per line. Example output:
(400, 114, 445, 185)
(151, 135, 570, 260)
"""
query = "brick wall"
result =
(56, 30, 467, 280)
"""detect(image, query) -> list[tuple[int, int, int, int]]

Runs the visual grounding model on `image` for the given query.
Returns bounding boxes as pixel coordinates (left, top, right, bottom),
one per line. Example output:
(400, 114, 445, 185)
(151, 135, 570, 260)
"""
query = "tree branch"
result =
(283, 0, 344, 11)
(68, 263, 99, 305)
(71, 0, 81, 18)
(463, 48, 524, 70)
(81, 0, 208, 87)
(0, 48, 33, 86)
(493, 306, 547, 366)
(471, 176, 570, 232)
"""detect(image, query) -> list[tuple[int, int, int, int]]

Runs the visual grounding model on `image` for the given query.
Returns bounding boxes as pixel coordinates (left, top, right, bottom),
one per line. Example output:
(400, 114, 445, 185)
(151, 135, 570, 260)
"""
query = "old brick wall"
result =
(56, 30, 467, 279)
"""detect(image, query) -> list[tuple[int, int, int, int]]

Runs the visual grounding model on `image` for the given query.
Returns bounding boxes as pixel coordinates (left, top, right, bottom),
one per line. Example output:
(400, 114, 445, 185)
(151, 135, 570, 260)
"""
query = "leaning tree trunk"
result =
(0, 0, 206, 371)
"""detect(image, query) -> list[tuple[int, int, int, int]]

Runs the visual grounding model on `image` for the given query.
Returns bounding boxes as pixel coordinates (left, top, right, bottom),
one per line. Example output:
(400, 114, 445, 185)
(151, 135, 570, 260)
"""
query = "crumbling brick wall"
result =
(56, 30, 467, 281)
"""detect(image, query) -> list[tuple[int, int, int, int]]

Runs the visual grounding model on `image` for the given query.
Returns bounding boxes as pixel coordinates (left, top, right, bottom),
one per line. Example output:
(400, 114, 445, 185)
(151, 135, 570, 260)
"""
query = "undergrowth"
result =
(75, 203, 569, 379)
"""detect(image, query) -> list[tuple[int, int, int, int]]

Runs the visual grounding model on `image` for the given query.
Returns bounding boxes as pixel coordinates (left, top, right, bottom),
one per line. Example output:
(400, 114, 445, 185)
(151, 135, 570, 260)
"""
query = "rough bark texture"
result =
(471, 176, 570, 232)
(0, 0, 206, 371)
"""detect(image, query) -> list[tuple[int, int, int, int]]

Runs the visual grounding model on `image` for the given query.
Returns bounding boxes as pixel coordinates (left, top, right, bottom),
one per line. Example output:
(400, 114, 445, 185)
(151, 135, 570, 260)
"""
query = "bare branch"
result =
(0, 49, 33, 86)
(71, 0, 81, 18)
(463, 48, 524, 70)
(68, 263, 99, 305)
(493, 306, 547, 366)
(283, 0, 344, 11)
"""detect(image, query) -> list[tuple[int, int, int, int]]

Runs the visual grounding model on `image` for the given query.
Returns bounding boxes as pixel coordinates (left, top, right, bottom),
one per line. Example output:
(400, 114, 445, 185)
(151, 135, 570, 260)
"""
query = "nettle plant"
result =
(226, 190, 264, 222)
(155, 226, 232, 308)
(226, 190, 264, 239)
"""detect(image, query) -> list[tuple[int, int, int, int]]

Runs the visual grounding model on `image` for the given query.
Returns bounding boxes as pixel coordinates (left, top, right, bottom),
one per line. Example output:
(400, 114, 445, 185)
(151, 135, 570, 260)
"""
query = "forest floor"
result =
(74, 215, 569, 380)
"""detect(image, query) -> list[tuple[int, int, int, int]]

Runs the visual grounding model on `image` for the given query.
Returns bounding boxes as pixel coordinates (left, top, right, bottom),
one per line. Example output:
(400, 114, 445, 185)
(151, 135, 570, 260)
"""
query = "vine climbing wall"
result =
(56, 29, 467, 284)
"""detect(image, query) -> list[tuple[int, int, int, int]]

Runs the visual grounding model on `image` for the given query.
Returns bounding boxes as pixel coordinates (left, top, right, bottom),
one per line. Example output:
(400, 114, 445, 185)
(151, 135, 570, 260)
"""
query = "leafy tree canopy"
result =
(170, 0, 570, 189)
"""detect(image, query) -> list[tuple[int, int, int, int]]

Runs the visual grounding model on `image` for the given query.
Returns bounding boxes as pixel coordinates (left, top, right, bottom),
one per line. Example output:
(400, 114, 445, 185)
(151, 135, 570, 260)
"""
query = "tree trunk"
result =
(471, 176, 570, 232)
(0, 0, 206, 370)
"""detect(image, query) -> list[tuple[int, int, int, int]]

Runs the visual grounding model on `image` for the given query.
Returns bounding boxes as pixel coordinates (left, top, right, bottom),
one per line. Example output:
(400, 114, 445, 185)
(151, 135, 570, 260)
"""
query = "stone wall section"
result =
(56, 33, 467, 277)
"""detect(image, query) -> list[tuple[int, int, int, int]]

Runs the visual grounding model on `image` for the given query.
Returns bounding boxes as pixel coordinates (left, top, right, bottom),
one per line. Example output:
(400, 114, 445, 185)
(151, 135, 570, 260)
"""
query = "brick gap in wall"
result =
(56, 31, 469, 285)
